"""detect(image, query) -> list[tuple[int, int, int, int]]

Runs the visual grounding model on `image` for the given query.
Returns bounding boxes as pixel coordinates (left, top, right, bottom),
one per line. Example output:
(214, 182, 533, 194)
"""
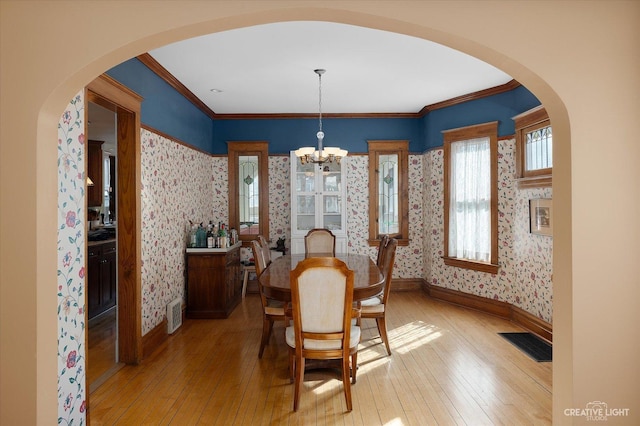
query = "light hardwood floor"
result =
(88, 307, 124, 393)
(88, 291, 551, 425)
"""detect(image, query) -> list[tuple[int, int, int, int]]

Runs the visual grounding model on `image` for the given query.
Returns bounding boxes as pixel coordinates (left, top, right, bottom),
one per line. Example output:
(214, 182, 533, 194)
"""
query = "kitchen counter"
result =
(88, 238, 116, 247)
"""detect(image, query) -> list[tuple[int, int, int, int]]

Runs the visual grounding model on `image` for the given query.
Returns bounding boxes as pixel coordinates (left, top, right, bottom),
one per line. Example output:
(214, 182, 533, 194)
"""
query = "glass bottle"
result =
(206, 224, 213, 248)
(196, 223, 207, 248)
(218, 223, 228, 248)
(189, 223, 197, 248)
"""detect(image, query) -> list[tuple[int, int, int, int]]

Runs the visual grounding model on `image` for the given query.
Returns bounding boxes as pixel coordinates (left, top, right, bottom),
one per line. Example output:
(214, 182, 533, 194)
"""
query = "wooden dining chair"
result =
(360, 237, 397, 356)
(258, 235, 272, 266)
(286, 257, 360, 412)
(375, 234, 390, 266)
(251, 240, 286, 358)
(304, 228, 336, 256)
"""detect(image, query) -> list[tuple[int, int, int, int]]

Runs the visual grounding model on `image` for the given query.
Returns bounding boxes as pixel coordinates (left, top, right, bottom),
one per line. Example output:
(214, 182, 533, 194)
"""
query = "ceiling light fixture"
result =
(295, 69, 347, 165)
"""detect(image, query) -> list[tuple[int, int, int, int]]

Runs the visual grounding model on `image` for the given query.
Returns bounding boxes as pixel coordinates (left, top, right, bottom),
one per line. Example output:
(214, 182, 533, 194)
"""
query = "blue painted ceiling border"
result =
(107, 58, 540, 155)
(106, 58, 213, 152)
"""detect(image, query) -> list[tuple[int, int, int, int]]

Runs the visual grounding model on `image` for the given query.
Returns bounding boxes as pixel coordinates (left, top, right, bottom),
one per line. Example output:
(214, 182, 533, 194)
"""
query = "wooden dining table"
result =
(259, 253, 384, 302)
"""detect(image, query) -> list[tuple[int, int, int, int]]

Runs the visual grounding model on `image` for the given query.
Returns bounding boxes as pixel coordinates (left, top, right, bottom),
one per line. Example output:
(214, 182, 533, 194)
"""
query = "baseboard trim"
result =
(511, 305, 553, 343)
(142, 318, 167, 359)
(426, 283, 512, 319)
(423, 281, 552, 342)
(390, 278, 423, 291)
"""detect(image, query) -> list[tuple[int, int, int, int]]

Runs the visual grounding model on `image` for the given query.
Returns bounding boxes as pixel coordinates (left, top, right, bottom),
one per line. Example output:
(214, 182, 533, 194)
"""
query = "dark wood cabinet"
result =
(88, 240, 117, 319)
(87, 140, 104, 207)
(186, 244, 242, 319)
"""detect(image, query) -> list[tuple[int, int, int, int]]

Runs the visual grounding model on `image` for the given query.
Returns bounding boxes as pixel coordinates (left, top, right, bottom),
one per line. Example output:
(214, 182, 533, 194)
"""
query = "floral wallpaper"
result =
(57, 91, 87, 424)
(345, 154, 425, 278)
(266, 156, 291, 244)
(513, 185, 553, 321)
(140, 129, 217, 333)
(211, 156, 228, 224)
(422, 139, 553, 322)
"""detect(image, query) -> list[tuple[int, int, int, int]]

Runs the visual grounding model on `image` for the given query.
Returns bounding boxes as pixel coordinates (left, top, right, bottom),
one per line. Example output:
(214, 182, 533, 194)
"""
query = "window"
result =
(513, 106, 552, 188)
(443, 122, 498, 273)
(368, 140, 409, 246)
(228, 141, 269, 243)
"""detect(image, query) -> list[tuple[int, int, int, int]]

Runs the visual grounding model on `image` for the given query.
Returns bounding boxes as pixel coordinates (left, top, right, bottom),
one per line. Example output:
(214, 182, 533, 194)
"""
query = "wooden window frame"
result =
(367, 140, 409, 246)
(513, 106, 552, 188)
(228, 141, 269, 245)
(442, 122, 499, 274)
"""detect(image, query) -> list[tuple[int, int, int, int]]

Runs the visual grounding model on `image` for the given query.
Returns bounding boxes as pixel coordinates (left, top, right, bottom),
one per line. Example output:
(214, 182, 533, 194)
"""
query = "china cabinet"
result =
(289, 151, 347, 254)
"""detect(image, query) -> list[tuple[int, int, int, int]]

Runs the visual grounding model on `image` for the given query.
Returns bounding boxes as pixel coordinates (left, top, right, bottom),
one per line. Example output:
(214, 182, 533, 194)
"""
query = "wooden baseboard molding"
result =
(390, 278, 423, 292)
(426, 283, 512, 319)
(511, 305, 553, 343)
(142, 318, 167, 359)
(424, 281, 552, 342)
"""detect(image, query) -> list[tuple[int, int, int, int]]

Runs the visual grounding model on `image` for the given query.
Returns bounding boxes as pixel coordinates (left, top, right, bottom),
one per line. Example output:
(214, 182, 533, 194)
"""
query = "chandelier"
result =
(294, 69, 348, 164)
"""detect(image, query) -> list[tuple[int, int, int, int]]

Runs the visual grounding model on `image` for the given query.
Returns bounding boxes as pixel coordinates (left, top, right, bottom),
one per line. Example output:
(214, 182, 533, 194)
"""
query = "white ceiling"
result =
(149, 21, 512, 114)
(88, 21, 513, 150)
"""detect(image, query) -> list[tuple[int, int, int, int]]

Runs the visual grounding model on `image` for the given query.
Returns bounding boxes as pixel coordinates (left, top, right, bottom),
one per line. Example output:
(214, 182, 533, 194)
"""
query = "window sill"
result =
(442, 257, 500, 274)
(517, 175, 552, 189)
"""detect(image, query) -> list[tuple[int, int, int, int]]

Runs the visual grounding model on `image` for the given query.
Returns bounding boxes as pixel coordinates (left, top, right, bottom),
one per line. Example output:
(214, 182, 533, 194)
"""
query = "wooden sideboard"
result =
(185, 243, 242, 319)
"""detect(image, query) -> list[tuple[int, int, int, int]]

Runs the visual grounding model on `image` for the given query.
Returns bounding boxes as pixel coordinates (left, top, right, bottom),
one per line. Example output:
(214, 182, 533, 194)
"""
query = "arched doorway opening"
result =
(26, 5, 574, 424)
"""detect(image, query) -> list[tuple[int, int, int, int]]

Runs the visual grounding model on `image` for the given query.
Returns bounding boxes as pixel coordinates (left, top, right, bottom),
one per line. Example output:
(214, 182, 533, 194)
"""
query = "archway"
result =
(4, 3, 585, 425)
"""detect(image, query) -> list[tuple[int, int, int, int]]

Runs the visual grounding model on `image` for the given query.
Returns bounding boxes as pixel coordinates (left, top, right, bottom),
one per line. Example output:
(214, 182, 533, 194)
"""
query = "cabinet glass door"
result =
(295, 162, 316, 192)
(296, 195, 315, 231)
(290, 151, 347, 247)
(322, 194, 342, 231)
(321, 162, 341, 192)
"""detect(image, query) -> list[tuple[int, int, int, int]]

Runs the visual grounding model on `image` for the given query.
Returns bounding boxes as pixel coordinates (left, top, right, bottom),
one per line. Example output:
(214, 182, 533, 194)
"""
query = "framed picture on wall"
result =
(530, 198, 553, 236)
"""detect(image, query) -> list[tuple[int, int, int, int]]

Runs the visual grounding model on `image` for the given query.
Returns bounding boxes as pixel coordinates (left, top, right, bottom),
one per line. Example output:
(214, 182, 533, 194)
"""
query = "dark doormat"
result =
(499, 332, 552, 362)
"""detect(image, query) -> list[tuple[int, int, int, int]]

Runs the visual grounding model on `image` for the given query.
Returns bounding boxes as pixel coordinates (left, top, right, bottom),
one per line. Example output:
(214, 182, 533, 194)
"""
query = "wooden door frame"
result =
(86, 74, 142, 365)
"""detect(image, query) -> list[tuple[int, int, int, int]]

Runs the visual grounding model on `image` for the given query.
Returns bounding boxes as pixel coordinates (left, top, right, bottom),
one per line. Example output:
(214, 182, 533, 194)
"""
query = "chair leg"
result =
(376, 316, 391, 356)
(293, 355, 304, 412)
(242, 268, 249, 298)
(288, 347, 294, 383)
(258, 318, 273, 358)
(342, 355, 353, 411)
(350, 352, 358, 384)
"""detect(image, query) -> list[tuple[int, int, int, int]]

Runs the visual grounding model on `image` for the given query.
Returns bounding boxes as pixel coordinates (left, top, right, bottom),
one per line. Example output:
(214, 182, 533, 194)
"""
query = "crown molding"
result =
(137, 53, 217, 120)
(138, 52, 521, 120)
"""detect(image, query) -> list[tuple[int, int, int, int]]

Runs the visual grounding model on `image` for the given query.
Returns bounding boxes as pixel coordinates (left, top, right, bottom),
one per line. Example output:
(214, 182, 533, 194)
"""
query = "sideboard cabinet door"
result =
(186, 245, 241, 319)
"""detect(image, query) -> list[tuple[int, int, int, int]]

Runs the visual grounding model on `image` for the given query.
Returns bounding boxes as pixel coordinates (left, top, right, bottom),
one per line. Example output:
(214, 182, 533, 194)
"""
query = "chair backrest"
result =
(258, 235, 271, 266)
(304, 228, 336, 256)
(379, 238, 398, 304)
(251, 239, 274, 315)
(376, 235, 390, 266)
(251, 239, 268, 276)
(289, 257, 354, 354)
